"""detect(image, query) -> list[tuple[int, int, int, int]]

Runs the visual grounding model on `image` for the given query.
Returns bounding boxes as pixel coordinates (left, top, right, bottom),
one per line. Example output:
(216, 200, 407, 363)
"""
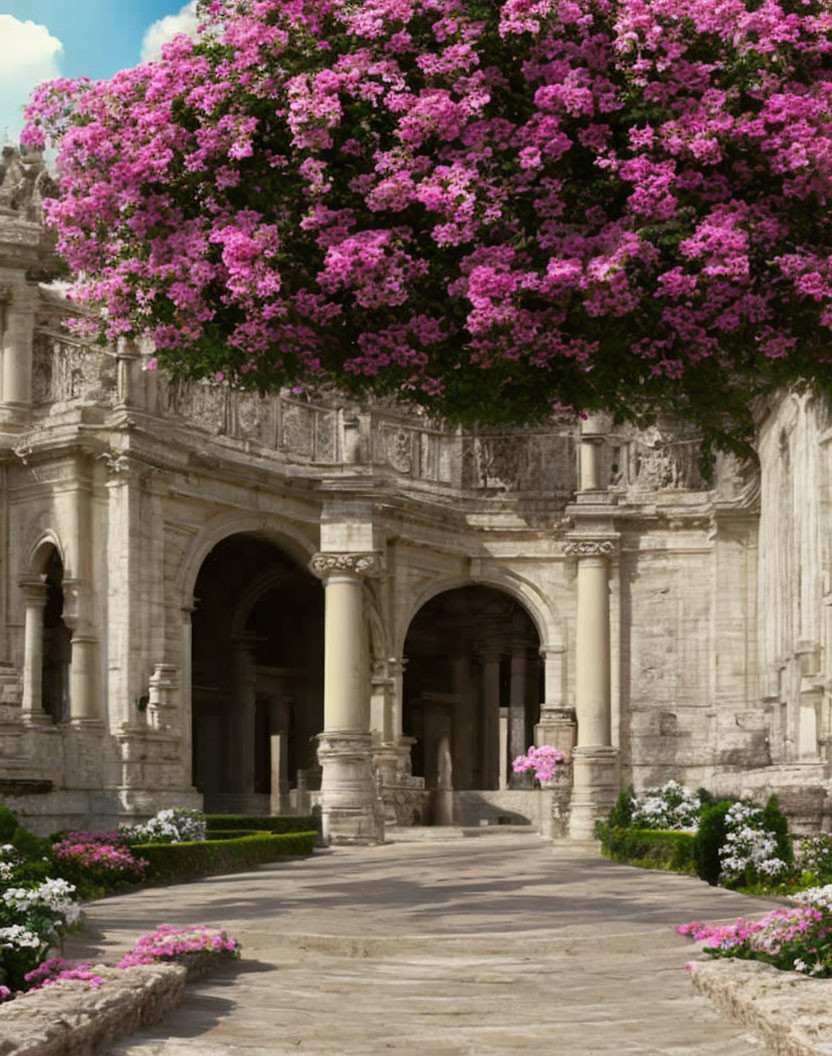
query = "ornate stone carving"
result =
(0, 148, 57, 223)
(281, 401, 314, 455)
(563, 539, 616, 557)
(309, 552, 384, 578)
(385, 426, 413, 474)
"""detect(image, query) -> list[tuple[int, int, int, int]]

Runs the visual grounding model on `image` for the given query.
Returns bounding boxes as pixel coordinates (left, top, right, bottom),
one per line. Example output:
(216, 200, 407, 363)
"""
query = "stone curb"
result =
(690, 959, 832, 1056)
(0, 962, 187, 1056)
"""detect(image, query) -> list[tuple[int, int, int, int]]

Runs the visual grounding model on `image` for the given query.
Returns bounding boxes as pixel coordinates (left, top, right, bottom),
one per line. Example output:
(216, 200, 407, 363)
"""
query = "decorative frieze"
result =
(563, 539, 617, 557)
(309, 551, 384, 578)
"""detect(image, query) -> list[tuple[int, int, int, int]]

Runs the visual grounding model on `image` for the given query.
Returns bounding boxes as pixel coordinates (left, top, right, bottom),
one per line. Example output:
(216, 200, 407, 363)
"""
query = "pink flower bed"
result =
(678, 905, 832, 976)
(52, 835, 149, 878)
(0, 926, 241, 1002)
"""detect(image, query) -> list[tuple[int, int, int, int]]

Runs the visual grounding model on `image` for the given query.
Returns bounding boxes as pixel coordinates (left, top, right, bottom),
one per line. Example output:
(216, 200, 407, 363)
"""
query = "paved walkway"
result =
(64, 834, 782, 1055)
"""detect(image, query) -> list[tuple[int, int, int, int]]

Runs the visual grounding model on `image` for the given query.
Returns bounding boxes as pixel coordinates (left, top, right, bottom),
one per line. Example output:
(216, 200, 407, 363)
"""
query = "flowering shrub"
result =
(630, 781, 704, 832)
(0, 845, 22, 883)
(718, 802, 791, 887)
(52, 835, 149, 884)
(0, 877, 82, 992)
(117, 925, 241, 968)
(23, 0, 832, 451)
(791, 883, 832, 913)
(798, 834, 832, 883)
(512, 745, 567, 783)
(123, 808, 207, 845)
(678, 903, 832, 977)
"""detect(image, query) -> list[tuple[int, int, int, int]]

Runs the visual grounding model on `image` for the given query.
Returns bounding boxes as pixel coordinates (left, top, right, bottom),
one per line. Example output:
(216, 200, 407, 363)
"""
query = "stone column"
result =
(565, 537, 619, 838)
(61, 468, 101, 726)
(67, 632, 99, 722)
(19, 574, 49, 724)
(479, 651, 501, 789)
(508, 643, 527, 786)
(498, 706, 509, 791)
(564, 414, 619, 839)
(230, 637, 257, 794)
(0, 283, 35, 432)
(310, 551, 384, 844)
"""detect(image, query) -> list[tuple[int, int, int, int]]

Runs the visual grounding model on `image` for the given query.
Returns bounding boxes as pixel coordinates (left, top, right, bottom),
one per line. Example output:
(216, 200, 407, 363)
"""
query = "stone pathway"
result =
(64, 835, 782, 1055)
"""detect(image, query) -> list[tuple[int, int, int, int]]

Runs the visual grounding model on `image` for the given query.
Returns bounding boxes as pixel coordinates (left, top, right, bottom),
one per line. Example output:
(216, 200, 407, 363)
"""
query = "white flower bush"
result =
(0, 846, 21, 883)
(0, 870, 83, 993)
(3, 879, 81, 930)
(630, 781, 704, 832)
(718, 802, 789, 885)
(790, 883, 832, 912)
(125, 808, 206, 845)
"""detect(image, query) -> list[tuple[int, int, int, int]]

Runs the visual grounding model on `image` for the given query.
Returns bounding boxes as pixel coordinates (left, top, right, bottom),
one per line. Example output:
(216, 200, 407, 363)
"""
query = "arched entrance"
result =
(403, 586, 542, 796)
(190, 533, 323, 813)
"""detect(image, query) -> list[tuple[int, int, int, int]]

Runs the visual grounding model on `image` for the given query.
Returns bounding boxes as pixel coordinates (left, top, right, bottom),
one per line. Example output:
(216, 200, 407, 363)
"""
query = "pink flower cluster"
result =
(52, 835, 148, 876)
(22, 0, 832, 444)
(678, 905, 832, 975)
(23, 957, 103, 991)
(7, 925, 241, 999)
(117, 924, 241, 968)
(512, 745, 568, 782)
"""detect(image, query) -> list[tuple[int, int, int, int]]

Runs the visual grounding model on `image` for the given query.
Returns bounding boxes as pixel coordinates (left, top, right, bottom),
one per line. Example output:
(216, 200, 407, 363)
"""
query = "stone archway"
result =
(403, 586, 542, 797)
(190, 533, 323, 813)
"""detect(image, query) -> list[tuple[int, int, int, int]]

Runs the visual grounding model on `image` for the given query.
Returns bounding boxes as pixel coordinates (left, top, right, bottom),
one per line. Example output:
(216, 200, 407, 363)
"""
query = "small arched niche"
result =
(36, 544, 71, 722)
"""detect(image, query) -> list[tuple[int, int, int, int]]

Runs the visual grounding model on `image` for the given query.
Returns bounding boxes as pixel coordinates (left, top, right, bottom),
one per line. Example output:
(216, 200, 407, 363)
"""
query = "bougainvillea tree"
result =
(21, 0, 832, 451)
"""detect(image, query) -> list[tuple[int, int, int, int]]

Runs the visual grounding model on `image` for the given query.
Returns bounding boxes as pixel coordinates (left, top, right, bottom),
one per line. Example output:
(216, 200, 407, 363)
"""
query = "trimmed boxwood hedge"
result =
(206, 814, 320, 835)
(133, 831, 317, 884)
(598, 825, 697, 874)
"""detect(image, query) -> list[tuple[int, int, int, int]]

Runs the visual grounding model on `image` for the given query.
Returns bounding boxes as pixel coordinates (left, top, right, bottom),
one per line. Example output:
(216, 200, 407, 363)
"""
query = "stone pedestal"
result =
(568, 747, 619, 839)
(535, 707, 577, 756)
(317, 731, 380, 842)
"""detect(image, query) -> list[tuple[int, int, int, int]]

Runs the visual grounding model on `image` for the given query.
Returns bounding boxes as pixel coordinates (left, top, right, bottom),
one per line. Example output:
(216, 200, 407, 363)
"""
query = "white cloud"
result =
(140, 1, 201, 63)
(0, 16, 63, 146)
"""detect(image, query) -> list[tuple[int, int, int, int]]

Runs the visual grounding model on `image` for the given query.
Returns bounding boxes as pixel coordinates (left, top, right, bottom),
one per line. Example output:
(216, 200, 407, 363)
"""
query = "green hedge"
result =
(204, 829, 264, 840)
(205, 814, 320, 835)
(133, 831, 317, 884)
(598, 825, 697, 874)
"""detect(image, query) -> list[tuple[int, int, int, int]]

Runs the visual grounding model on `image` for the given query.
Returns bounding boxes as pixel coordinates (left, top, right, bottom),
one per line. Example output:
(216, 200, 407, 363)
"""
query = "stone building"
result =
(0, 149, 829, 842)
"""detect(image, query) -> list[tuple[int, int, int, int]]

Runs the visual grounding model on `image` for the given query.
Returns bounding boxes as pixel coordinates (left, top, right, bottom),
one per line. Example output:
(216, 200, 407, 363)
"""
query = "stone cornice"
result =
(309, 551, 384, 579)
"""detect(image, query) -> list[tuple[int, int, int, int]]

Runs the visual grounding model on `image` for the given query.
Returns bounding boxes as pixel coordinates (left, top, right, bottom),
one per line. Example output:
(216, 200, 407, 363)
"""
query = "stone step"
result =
(385, 823, 536, 842)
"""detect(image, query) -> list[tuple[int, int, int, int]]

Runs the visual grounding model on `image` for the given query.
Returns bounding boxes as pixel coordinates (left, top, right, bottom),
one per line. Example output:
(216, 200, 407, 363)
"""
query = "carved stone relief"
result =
(281, 401, 314, 456)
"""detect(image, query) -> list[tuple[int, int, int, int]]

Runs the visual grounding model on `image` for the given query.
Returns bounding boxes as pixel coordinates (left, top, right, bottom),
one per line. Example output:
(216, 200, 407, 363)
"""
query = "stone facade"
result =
(0, 149, 830, 841)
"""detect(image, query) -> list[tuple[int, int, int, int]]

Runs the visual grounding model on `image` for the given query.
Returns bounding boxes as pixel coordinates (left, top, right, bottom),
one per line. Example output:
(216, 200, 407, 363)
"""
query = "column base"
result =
(318, 731, 384, 845)
(568, 745, 619, 840)
(68, 717, 105, 729)
(21, 711, 52, 727)
(0, 404, 31, 434)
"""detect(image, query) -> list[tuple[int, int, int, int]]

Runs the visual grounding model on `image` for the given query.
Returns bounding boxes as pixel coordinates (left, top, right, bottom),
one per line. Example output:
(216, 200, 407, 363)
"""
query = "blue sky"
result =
(0, 0, 200, 144)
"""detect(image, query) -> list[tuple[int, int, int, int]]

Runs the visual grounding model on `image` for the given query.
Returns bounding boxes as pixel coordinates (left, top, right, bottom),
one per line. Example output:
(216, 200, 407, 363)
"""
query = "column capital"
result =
(309, 551, 384, 580)
(563, 537, 618, 558)
(18, 573, 47, 604)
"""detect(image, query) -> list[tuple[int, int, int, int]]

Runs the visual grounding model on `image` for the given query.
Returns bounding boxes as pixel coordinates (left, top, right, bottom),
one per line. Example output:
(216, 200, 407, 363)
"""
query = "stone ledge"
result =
(690, 959, 832, 1056)
(0, 962, 187, 1056)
